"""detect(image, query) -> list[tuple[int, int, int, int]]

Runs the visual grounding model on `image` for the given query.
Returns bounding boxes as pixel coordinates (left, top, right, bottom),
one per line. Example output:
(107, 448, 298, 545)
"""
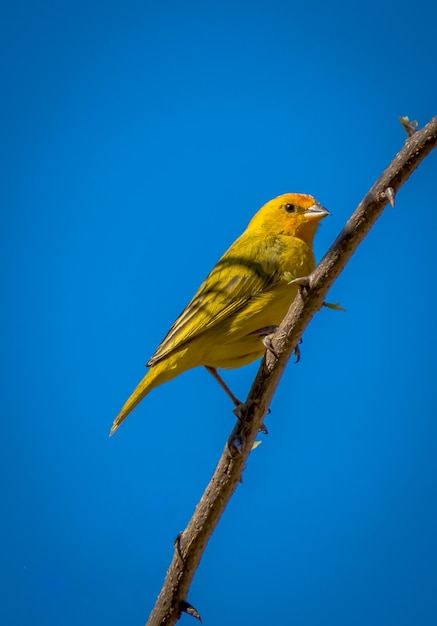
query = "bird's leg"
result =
(293, 337, 303, 363)
(205, 366, 242, 407)
(252, 325, 302, 363)
(205, 366, 268, 435)
(248, 325, 279, 359)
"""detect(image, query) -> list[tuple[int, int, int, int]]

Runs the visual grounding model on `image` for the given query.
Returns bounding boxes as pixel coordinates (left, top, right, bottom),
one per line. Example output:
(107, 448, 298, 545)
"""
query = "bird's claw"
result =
(248, 326, 279, 359)
(262, 334, 279, 359)
(289, 275, 311, 295)
(233, 400, 269, 434)
(293, 338, 303, 363)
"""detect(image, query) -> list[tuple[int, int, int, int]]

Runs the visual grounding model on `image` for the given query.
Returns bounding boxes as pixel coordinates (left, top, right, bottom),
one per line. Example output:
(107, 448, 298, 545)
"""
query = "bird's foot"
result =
(248, 325, 279, 359)
(293, 337, 303, 363)
(233, 403, 268, 434)
(262, 333, 279, 359)
(232, 402, 245, 419)
(288, 275, 311, 296)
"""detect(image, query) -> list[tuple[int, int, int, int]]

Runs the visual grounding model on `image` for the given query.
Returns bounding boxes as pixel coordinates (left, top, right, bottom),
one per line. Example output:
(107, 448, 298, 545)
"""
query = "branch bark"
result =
(146, 114, 437, 626)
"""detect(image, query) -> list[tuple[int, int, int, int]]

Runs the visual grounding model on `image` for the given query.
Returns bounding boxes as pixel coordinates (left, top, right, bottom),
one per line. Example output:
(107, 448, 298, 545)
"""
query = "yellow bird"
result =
(111, 193, 329, 435)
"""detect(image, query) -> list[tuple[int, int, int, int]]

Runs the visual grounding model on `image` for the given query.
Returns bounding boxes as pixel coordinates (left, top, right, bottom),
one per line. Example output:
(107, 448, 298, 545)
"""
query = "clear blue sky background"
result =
(1, 1, 436, 625)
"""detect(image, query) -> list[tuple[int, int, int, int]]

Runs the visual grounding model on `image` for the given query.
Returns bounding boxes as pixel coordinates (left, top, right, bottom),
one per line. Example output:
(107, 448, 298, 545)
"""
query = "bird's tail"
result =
(110, 359, 176, 436)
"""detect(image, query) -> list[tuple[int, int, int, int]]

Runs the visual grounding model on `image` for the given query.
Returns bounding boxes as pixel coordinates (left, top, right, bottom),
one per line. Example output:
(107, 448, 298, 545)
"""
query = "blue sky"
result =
(1, 1, 437, 625)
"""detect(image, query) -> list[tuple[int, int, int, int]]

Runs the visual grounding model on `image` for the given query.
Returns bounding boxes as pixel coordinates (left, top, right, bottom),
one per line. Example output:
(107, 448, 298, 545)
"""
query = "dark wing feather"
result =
(147, 235, 285, 366)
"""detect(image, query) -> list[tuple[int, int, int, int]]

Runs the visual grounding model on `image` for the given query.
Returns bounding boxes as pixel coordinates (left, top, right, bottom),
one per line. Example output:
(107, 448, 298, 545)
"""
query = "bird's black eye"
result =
(284, 203, 296, 213)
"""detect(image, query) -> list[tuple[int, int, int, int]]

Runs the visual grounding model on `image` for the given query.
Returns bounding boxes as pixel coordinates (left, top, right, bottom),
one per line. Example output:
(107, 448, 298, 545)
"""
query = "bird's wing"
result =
(147, 234, 285, 366)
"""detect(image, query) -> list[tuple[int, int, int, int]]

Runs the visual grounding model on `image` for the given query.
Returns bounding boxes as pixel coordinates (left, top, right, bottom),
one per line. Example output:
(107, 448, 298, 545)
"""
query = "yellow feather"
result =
(110, 193, 329, 435)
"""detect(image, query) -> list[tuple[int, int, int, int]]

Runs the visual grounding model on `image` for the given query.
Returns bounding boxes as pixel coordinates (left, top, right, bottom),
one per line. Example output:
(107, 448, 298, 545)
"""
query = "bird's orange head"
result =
(247, 193, 330, 247)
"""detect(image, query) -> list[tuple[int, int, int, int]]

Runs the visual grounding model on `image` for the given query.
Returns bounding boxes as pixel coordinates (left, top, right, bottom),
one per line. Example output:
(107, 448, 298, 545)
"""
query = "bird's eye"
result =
(284, 203, 296, 213)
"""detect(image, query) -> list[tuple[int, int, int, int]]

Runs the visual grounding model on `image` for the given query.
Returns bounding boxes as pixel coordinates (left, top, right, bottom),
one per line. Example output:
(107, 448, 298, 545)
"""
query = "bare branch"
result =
(146, 115, 437, 626)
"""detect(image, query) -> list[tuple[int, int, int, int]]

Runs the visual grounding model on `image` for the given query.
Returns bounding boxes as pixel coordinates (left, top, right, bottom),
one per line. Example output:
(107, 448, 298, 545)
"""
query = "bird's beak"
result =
(305, 202, 330, 220)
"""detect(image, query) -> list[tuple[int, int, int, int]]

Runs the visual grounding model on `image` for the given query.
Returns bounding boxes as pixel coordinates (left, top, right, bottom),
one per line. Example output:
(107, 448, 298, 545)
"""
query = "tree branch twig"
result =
(146, 114, 437, 626)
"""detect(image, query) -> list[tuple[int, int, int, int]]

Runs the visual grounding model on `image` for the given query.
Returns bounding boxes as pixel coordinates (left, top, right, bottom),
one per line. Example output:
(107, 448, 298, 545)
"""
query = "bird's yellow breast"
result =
(200, 235, 315, 369)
